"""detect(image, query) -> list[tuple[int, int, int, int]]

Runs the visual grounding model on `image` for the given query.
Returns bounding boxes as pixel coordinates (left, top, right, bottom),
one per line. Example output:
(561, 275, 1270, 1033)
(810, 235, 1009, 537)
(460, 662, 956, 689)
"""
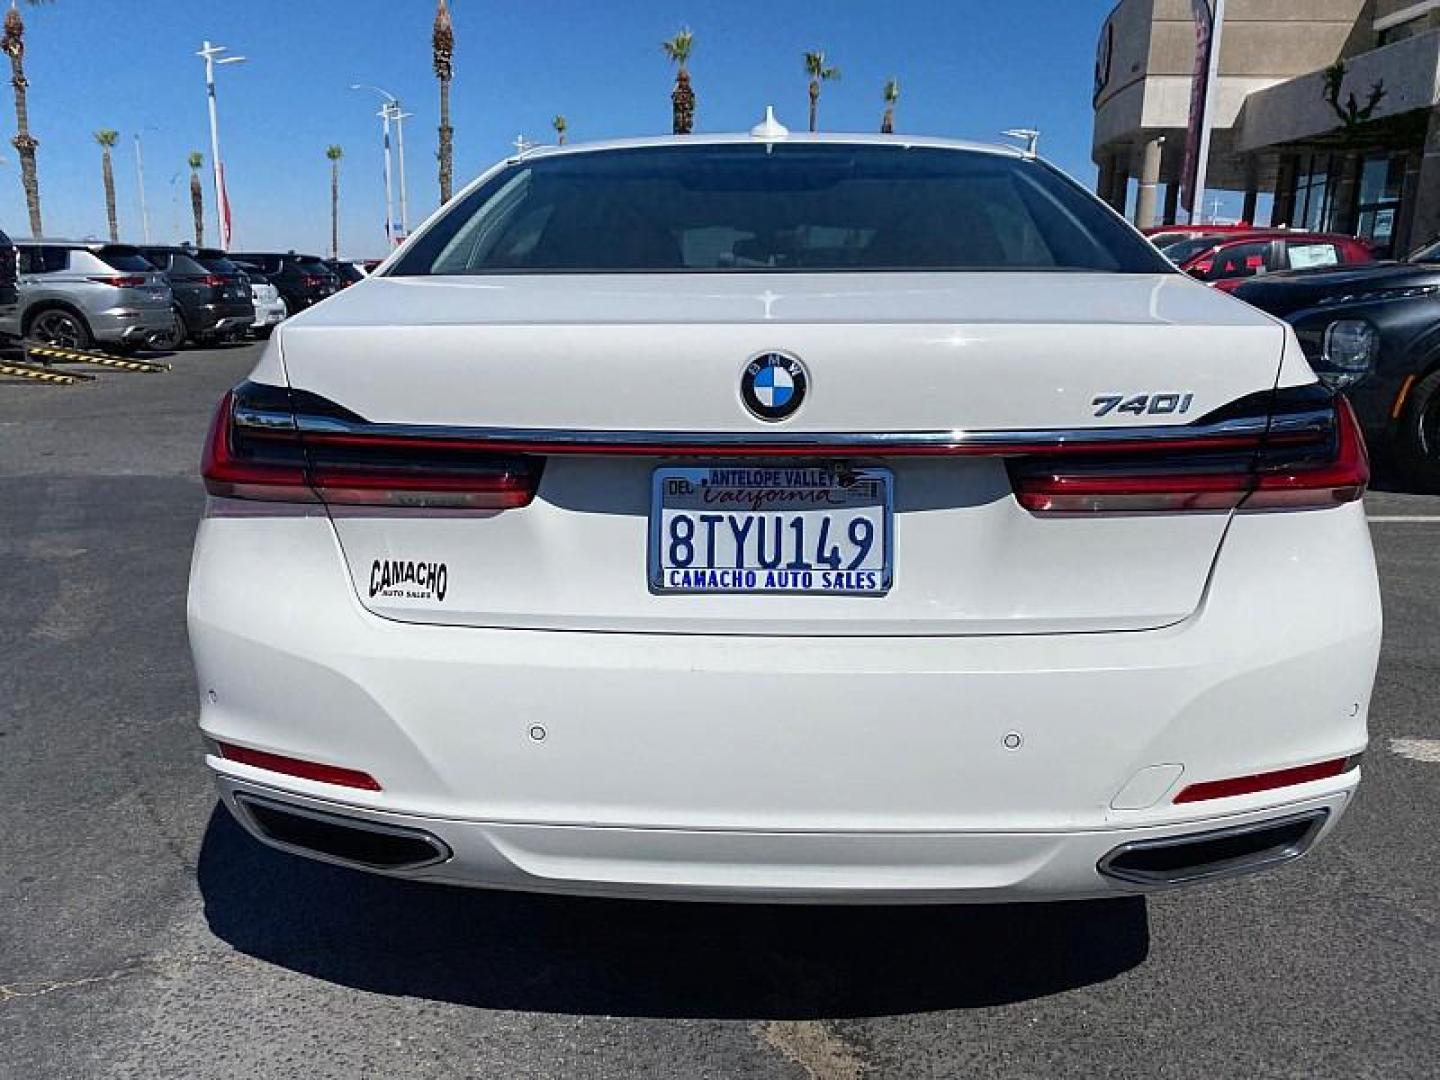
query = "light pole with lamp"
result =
(132, 126, 159, 244)
(350, 85, 411, 243)
(197, 41, 245, 248)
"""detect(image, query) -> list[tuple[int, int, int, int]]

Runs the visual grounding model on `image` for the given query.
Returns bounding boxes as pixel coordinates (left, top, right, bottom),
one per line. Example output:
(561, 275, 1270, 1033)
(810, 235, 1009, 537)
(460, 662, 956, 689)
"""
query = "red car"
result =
(1142, 223, 1258, 249)
(1168, 232, 1375, 292)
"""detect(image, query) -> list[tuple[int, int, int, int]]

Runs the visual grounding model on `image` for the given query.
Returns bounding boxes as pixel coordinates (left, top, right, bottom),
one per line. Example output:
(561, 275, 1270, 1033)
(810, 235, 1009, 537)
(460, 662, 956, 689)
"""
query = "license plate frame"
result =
(648, 465, 894, 596)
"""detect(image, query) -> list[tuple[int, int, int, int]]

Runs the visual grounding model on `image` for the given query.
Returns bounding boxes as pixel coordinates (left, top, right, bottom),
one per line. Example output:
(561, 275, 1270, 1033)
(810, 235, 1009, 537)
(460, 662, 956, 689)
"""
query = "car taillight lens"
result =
(1009, 390, 1368, 514)
(87, 275, 148, 287)
(202, 382, 542, 509)
(301, 274, 326, 288)
(201, 274, 228, 288)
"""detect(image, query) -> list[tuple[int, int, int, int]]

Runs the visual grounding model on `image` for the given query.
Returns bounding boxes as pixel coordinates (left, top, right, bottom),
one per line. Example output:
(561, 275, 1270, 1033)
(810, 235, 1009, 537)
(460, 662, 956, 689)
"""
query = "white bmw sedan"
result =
(190, 125, 1381, 902)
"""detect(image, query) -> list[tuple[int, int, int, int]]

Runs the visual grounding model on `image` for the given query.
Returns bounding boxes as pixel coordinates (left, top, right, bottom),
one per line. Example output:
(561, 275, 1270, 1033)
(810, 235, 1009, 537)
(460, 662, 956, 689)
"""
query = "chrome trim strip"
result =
(233, 406, 297, 431)
(283, 411, 1334, 449)
(233, 400, 1335, 453)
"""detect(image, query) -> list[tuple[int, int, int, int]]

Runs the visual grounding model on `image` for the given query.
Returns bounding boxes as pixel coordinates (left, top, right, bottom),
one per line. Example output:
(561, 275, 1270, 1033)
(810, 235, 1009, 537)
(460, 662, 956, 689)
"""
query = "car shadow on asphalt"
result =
(197, 805, 1149, 1018)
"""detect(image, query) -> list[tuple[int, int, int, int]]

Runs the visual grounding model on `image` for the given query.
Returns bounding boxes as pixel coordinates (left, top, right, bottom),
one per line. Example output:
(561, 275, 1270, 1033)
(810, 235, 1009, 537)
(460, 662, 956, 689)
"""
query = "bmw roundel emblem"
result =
(741, 352, 808, 422)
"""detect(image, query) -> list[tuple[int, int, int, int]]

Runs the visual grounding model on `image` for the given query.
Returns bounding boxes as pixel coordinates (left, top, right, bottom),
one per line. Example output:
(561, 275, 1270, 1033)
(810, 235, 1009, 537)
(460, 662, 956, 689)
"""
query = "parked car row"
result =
(0, 232, 366, 351)
(1149, 227, 1376, 291)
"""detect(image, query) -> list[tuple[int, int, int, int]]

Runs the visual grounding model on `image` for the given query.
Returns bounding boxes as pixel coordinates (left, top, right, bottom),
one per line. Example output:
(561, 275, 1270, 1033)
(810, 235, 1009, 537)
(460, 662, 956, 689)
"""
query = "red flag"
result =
(1180, 0, 1216, 216)
(218, 161, 233, 249)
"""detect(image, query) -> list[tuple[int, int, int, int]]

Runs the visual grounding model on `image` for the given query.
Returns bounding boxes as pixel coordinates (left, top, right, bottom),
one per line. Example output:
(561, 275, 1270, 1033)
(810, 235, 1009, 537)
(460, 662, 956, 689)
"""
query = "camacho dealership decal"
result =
(370, 558, 449, 601)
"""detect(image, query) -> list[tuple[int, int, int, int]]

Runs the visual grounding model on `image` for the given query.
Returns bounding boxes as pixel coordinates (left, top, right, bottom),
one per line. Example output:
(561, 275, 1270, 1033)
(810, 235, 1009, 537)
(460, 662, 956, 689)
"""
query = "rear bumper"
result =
(251, 300, 286, 328)
(214, 776, 1350, 902)
(183, 302, 255, 334)
(92, 306, 173, 343)
(189, 501, 1381, 900)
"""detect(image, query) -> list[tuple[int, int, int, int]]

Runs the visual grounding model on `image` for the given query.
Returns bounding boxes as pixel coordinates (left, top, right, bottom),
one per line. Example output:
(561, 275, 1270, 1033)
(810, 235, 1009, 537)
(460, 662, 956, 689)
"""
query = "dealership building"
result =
(1093, 0, 1440, 253)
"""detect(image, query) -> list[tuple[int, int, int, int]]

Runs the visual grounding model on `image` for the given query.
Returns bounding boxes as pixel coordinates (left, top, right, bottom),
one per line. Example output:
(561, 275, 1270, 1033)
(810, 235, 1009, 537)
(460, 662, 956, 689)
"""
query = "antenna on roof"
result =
(750, 106, 789, 141)
(1001, 128, 1040, 157)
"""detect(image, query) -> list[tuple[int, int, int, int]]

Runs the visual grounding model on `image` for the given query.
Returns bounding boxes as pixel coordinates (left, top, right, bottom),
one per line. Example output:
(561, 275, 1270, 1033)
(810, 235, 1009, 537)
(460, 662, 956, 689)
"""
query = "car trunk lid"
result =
(271, 271, 1292, 636)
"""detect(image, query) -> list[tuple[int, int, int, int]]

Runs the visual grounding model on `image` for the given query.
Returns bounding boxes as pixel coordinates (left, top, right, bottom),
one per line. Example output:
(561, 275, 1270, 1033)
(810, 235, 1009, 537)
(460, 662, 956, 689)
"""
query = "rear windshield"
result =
(294, 258, 332, 274)
(198, 255, 243, 275)
(392, 144, 1171, 275)
(1409, 240, 1440, 264)
(166, 253, 209, 275)
(99, 246, 157, 272)
(1161, 237, 1226, 265)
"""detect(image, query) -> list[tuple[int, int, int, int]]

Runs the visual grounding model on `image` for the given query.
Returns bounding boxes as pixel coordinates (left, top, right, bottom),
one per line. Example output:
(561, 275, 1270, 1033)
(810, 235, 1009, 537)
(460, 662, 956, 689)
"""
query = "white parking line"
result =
(1366, 516, 1440, 523)
(1389, 738, 1440, 763)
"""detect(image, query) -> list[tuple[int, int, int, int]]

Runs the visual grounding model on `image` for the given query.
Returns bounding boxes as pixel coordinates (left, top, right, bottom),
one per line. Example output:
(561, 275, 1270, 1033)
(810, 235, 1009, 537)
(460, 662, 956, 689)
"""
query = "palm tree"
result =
(433, 0, 454, 203)
(880, 77, 899, 134)
(325, 145, 343, 260)
(803, 50, 841, 133)
(94, 128, 118, 241)
(551, 115, 567, 145)
(3, 0, 51, 237)
(662, 28, 695, 135)
(187, 151, 204, 246)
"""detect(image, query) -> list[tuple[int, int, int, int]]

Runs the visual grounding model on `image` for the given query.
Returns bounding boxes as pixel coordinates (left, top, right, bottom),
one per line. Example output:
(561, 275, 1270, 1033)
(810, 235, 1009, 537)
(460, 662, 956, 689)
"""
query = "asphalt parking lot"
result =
(2, 342, 1438, 1080)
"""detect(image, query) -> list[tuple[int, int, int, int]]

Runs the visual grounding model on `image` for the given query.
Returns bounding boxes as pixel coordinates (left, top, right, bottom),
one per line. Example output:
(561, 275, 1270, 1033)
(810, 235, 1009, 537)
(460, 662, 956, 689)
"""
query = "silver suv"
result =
(7, 241, 174, 350)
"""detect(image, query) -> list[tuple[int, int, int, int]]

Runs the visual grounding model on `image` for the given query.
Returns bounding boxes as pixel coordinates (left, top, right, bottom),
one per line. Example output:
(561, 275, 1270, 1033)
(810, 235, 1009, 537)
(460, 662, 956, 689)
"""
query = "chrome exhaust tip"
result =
(232, 793, 452, 872)
(1098, 809, 1329, 888)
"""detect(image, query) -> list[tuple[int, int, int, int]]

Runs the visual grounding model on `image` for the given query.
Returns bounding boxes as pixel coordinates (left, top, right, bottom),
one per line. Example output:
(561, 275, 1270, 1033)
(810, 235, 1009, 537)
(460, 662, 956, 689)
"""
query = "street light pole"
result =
(379, 104, 395, 245)
(391, 104, 413, 238)
(133, 132, 151, 243)
(197, 40, 245, 248)
(350, 84, 409, 244)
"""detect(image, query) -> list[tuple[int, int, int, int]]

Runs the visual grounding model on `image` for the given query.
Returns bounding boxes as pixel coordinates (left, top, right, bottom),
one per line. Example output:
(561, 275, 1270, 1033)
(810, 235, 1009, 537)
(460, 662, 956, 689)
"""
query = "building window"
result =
(1354, 152, 1407, 255)
(1292, 154, 1336, 232)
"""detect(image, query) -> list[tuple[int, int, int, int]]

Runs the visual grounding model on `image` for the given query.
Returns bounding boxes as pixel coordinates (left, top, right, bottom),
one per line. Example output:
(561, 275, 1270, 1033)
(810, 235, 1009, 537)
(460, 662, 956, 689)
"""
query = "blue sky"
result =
(1, 0, 1123, 257)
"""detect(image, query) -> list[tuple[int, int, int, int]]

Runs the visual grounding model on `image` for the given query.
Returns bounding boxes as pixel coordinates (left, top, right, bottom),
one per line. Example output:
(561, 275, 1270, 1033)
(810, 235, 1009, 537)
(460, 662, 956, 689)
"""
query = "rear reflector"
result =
(217, 741, 382, 791)
(202, 386, 541, 509)
(1011, 393, 1368, 513)
(1173, 755, 1358, 804)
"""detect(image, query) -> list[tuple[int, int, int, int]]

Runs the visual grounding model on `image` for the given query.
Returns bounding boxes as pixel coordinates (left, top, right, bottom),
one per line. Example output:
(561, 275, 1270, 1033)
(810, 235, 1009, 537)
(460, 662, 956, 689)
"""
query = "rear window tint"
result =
(167, 254, 209, 275)
(394, 144, 1171, 275)
(197, 256, 243, 275)
(98, 247, 156, 272)
(19, 246, 69, 273)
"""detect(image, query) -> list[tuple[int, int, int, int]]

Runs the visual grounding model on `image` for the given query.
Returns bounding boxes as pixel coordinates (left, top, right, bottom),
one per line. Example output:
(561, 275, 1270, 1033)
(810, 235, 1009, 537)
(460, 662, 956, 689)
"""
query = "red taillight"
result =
(201, 274, 228, 288)
(217, 741, 382, 791)
(1243, 396, 1369, 508)
(201, 390, 316, 502)
(87, 275, 148, 288)
(301, 274, 326, 288)
(201, 386, 541, 509)
(1173, 756, 1358, 804)
(1012, 396, 1368, 514)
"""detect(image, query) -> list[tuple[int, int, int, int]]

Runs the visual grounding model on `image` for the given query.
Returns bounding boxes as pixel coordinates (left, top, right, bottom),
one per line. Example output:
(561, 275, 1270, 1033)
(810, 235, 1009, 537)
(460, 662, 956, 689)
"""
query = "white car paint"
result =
(189, 131, 1381, 901)
(247, 276, 286, 332)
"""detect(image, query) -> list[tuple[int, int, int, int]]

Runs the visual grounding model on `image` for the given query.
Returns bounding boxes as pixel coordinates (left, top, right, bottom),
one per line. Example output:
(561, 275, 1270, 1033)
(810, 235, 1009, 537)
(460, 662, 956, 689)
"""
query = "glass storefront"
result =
(1354, 152, 1406, 255)
(1283, 150, 1411, 255)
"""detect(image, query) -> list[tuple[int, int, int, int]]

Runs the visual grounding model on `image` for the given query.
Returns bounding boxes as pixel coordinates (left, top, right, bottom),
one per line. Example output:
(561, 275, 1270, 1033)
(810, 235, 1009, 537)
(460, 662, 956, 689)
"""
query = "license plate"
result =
(649, 466, 892, 595)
